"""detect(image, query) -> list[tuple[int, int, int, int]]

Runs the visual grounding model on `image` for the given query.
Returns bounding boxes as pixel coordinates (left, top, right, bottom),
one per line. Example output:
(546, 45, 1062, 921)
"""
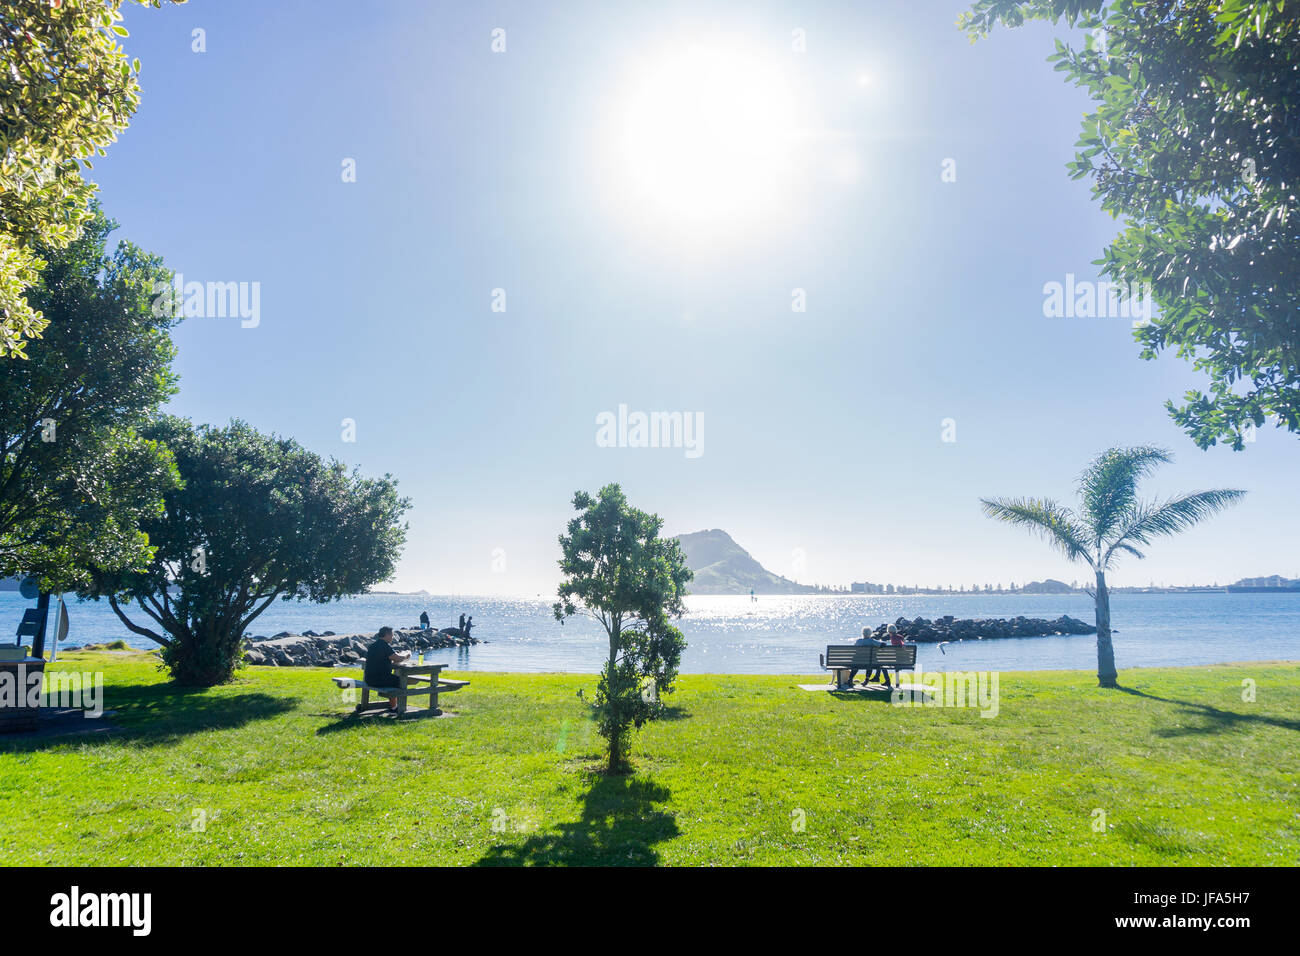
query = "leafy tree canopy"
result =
(963, 0, 1300, 449)
(0, 207, 180, 592)
(1, 0, 182, 357)
(86, 417, 411, 685)
(555, 485, 691, 631)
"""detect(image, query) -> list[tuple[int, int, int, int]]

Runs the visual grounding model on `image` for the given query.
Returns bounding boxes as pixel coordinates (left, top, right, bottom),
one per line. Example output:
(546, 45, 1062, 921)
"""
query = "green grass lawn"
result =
(1, 651, 1297, 865)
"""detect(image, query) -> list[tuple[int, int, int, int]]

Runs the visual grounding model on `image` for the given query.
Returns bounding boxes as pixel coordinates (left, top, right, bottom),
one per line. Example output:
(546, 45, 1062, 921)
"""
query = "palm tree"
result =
(981, 446, 1245, 688)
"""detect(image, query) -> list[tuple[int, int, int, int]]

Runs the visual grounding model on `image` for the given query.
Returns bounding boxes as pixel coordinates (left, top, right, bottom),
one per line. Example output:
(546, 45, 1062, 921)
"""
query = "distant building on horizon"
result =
(1228, 574, 1300, 592)
(850, 581, 885, 594)
(1232, 574, 1298, 588)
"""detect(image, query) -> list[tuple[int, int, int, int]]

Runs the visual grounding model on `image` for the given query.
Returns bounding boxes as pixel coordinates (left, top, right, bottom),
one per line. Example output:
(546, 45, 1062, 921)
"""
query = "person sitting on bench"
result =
(846, 626, 881, 686)
(866, 625, 905, 687)
(364, 626, 408, 711)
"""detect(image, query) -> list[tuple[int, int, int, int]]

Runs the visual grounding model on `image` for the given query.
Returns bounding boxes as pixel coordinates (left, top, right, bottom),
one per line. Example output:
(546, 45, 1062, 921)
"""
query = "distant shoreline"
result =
(354, 588, 1298, 599)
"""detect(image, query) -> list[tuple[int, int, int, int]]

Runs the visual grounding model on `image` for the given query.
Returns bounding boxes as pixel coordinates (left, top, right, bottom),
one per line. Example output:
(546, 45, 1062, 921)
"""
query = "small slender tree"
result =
(554, 484, 692, 772)
(981, 445, 1244, 687)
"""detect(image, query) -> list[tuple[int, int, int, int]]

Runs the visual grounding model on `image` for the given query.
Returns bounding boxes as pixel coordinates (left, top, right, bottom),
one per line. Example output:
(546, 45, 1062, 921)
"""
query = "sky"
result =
(92, 0, 1300, 594)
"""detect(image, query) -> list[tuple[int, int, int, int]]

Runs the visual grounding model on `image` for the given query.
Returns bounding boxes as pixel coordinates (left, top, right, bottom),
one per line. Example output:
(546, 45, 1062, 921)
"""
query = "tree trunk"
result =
(606, 622, 621, 772)
(1094, 569, 1118, 688)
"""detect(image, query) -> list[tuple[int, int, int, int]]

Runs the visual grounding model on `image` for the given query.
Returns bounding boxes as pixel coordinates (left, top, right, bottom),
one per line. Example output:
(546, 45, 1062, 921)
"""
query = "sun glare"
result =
(611, 45, 801, 231)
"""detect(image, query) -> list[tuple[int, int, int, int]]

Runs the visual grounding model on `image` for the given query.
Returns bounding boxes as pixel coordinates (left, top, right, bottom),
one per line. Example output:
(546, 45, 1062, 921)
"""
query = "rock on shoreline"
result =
(866, 614, 1096, 643)
(243, 628, 480, 668)
(239, 614, 1092, 666)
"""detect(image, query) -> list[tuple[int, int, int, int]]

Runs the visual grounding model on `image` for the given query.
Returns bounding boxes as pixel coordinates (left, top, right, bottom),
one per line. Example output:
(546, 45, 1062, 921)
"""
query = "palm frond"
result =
(1103, 488, 1247, 567)
(1078, 445, 1173, 543)
(1110, 542, 1146, 561)
(979, 496, 1095, 567)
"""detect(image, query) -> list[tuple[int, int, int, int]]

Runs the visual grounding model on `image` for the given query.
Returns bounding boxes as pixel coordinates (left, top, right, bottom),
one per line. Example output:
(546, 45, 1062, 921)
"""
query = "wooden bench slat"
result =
(331, 677, 467, 690)
(820, 644, 917, 677)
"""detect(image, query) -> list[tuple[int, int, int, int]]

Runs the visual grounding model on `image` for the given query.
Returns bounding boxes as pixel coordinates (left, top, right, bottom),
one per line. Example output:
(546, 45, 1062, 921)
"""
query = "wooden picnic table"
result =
(392, 660, 447, 716)
(331, 658, 470, 717)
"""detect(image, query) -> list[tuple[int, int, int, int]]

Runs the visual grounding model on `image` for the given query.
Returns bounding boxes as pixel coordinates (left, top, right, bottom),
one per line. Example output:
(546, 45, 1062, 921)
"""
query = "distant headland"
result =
(672, 529, 823, 595)
(662, 535, 1298, 597)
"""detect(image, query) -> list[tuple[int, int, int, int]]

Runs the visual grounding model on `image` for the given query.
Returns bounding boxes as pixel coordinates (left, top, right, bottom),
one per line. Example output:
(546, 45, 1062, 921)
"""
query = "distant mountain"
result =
(673, 529, 817, 595)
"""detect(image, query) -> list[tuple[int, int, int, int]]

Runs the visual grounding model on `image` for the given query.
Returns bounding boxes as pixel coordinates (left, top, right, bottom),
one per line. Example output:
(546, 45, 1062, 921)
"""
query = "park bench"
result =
(332, 662, 468, 717)
(819, 644, 917, 689)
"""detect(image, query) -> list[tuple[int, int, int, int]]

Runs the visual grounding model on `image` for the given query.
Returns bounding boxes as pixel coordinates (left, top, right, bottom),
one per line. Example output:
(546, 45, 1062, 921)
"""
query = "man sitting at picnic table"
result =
(364, 626, 409, 711)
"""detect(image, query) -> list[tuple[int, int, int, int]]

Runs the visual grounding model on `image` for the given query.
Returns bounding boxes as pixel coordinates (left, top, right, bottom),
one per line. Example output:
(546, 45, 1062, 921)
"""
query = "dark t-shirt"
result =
(364, 638, 398, 687)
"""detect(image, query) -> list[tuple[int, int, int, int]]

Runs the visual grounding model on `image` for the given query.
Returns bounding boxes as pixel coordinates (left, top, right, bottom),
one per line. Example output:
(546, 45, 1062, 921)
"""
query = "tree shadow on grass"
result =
(0, 681, 296, 753)
(651, 704, 692, 721)
(1117, 686, 1300, 736)
(828, 687, 897, 703)
(475, 773, 679, 866)
(314, 708, 455, 735)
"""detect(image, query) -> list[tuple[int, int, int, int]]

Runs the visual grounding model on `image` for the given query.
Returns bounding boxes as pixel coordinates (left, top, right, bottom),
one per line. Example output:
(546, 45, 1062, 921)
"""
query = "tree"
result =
(624, 619, 688, 705)
(86, 417, 411, 685)
(981, 445, 1244, 686)
(962, 1, 1300, 449)
(1, 0, 181, 356)
(554, 484, 692, 773)
(0, 208, 180, 592)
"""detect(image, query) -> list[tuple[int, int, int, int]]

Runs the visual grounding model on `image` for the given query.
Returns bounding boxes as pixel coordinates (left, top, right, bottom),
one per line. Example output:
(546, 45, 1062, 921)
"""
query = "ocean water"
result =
(4, 591, 1298, 674)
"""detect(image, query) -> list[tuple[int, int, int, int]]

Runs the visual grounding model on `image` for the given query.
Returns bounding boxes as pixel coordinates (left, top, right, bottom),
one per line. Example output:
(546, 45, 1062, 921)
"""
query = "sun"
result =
(610, 45, 801, 231)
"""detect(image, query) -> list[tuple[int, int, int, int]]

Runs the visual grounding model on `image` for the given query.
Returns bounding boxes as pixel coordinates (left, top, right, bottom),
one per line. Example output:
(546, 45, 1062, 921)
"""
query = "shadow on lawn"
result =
(828, 687, 896, 703)
(313, 709, 453, 734)
(652, 704, 692, 721)
(0, 681, 295, 753)
(475, 774, 679, 866)
(1118, 686, 1300, 735)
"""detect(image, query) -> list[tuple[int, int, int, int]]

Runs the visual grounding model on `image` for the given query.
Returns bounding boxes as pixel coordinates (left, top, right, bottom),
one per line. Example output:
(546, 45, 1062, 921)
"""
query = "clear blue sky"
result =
(96, 0, 1300, 594)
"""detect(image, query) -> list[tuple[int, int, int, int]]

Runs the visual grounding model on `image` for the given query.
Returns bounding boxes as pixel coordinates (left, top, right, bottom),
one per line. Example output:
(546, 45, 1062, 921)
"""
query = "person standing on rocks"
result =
(364, 626, 407, 712)
(458, 613, 466, 632)
(419, 611, 430, 630)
